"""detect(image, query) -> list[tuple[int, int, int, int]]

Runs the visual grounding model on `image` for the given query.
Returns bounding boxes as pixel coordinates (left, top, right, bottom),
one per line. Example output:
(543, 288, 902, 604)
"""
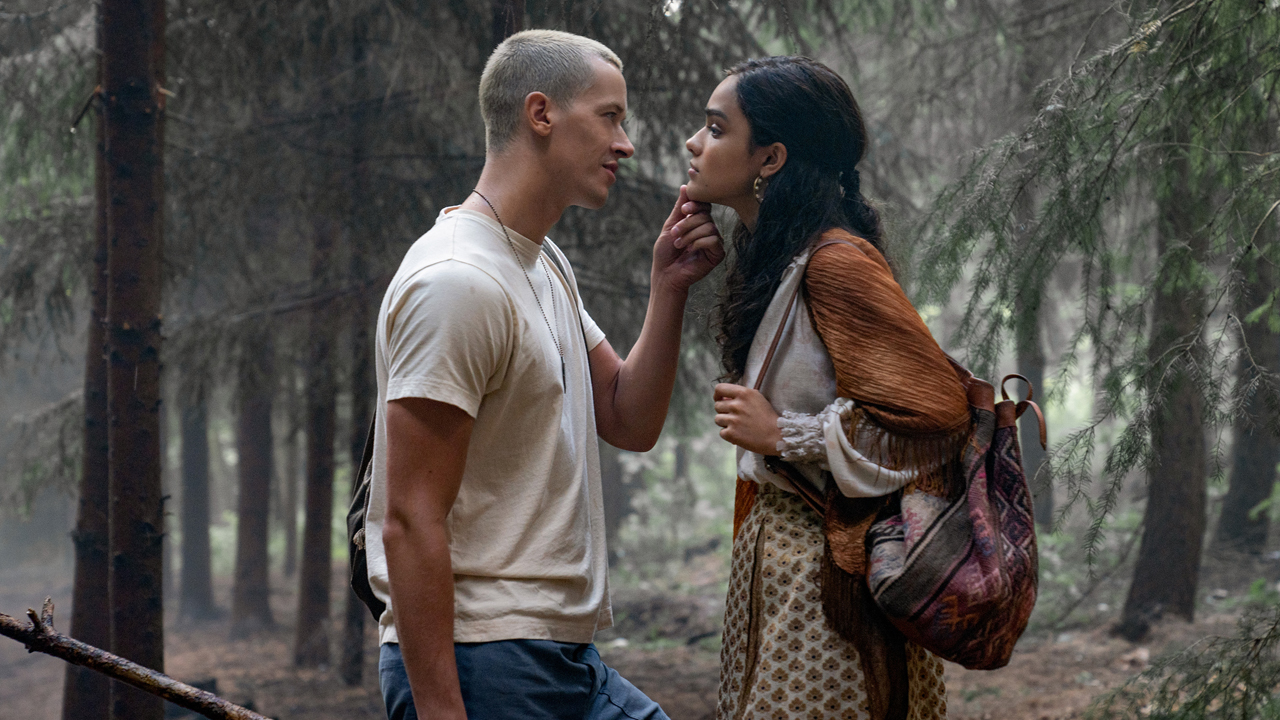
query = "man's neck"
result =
(459, 148, 565, 244)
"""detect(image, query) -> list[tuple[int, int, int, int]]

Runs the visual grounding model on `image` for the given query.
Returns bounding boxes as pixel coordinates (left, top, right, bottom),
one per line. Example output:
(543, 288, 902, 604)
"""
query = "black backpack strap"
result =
(348, 415, 385, 622)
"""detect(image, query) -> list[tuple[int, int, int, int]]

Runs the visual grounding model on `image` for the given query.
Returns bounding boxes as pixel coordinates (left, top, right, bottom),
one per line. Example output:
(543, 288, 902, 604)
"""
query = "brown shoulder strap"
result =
(753, 237, 861, 392)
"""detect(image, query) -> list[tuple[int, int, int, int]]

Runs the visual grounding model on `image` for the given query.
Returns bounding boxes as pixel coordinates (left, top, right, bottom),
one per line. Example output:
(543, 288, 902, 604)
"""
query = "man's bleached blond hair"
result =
(479, 29, 622, 152)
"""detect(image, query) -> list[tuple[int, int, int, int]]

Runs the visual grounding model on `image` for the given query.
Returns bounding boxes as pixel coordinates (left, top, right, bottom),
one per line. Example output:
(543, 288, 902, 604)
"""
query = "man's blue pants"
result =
(379, 641, 671, 720)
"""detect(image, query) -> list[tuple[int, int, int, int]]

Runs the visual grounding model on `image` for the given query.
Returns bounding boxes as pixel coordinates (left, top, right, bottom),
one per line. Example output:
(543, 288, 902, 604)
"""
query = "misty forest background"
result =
(1, 0, 1279, 719)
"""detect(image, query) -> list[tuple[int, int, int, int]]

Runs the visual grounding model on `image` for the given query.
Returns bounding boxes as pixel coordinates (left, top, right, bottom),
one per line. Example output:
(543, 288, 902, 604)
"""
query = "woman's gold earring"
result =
(753, 176, 766, 203)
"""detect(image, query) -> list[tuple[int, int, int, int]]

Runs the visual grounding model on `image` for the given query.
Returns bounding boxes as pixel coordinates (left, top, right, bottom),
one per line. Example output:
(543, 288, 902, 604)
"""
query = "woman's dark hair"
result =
(716, 56, 883, 382)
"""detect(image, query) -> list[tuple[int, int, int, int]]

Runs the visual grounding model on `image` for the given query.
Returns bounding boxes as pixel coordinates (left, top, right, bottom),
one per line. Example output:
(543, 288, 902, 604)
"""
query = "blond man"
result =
(364, 30, 724, 720)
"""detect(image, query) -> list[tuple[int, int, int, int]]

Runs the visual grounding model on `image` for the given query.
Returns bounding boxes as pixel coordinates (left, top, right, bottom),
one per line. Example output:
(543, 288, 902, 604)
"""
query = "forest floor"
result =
(0, 553, 1262, 720)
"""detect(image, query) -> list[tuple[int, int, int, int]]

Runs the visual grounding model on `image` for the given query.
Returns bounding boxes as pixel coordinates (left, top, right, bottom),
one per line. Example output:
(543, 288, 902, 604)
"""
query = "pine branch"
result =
(0, 598, 271, 720)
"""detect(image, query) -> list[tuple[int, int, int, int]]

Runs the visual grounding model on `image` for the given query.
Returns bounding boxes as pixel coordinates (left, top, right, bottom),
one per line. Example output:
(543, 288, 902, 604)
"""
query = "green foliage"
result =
(1088, 606, 1280, 719)
(912, 0, 1280, 559)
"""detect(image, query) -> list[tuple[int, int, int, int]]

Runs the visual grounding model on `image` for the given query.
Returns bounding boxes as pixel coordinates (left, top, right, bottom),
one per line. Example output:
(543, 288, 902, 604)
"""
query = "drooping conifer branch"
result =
(0, 598, 270, 720)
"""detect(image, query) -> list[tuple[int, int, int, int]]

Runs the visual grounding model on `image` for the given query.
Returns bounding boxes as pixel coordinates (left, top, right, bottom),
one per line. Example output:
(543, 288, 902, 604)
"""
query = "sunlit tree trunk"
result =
(63, 14, 111, 715)
(1122, 124, 1208, 631)
(103, 0, 166, 716)
(178, 390, 214, 620)
(294, 217, 339, 668)
(231, 335, 276, 635)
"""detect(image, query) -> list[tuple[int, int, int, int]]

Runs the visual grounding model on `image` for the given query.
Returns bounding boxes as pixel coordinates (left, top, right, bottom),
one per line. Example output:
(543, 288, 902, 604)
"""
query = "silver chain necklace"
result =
(471, 190, 566, 390)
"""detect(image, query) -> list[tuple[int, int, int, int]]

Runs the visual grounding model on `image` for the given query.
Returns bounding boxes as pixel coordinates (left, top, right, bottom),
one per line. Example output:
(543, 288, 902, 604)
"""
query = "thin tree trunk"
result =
(340, 18, 373, 682)
(63, 15, 111, 714)
(1121, 125, 1208, 631)
(178, 393, 215, 620)
(282, 385, 301, 579)
(600, 441, 630, 567)
(1213, 220, 1280, 554)
(102, 0, 166, 716)
(231, 336, 276, 636)
(1013, 0, 1052, 528)
(341, 298, 373, 684)
(1015, 271, 1051, 527)
(491, 0, 525, 51)
(294, 218, 339, 668)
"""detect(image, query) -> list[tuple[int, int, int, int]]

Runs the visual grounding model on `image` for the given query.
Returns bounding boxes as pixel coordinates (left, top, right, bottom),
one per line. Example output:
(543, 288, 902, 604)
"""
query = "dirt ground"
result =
(0, 558, 1251, 720)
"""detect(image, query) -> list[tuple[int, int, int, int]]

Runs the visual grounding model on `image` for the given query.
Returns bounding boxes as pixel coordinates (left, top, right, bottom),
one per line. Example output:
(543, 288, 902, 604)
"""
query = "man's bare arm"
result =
(590, 187, 723, 451)
(383, 397, 472, 720)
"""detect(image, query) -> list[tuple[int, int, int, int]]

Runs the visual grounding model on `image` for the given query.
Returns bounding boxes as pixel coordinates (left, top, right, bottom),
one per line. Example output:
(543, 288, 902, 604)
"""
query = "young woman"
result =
(686, 57, 971, 720)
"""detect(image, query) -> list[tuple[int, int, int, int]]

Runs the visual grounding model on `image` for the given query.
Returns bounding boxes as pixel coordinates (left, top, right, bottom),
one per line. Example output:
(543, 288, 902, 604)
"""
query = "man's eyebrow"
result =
(600, 102, 626, 115)
(705, 108, 728, 120)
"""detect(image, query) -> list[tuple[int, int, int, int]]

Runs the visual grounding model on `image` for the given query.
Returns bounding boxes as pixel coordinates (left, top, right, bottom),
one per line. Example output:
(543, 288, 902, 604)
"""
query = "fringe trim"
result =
(821, 537, 909, 720)
(847, 405, 971, 478)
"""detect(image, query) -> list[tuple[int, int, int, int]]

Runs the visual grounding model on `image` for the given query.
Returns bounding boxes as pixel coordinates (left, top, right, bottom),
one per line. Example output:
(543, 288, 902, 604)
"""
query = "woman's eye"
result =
(708, 124, 722, 138)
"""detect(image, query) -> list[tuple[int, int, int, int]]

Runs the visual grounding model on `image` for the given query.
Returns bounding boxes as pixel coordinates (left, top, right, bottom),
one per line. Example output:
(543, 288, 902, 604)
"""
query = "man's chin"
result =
(573, 189, 611, 210)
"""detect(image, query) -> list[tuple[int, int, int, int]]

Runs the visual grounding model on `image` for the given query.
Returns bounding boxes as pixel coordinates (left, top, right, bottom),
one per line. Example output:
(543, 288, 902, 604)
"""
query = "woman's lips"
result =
(687, 165, 698, 179)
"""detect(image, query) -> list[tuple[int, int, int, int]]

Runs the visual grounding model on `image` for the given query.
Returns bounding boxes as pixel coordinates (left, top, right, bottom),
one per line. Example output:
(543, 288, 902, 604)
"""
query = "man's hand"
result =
(652, 185, 725, 292)
(713, 383, 783, 456)
(384, 397, 472, 720)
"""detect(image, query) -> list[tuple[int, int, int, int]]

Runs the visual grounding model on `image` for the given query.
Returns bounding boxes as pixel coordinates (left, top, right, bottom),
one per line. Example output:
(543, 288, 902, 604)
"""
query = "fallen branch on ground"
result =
(0, 597, 270, 720)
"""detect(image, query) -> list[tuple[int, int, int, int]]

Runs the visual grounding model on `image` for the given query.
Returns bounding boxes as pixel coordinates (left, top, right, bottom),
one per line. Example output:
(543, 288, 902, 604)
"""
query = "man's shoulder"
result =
(391, 215, 510, 298)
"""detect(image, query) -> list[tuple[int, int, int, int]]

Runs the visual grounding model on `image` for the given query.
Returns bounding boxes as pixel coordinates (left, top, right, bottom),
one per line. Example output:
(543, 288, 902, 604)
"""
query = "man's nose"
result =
(614, 130, 635, 159)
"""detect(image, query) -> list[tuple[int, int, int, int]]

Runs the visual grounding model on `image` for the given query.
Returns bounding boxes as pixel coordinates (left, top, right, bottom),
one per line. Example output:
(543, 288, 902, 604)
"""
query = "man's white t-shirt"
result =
(365, 206, 612, 645)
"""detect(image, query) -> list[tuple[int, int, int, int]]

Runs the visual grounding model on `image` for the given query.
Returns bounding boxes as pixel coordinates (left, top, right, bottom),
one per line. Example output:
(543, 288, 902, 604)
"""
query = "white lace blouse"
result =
(736, 249, 916, 499)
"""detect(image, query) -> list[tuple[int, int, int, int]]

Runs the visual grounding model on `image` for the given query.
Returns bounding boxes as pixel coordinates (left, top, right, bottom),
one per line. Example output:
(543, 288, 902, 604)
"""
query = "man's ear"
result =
(524, 91, 554, 139)
(758, 142, 788, 180)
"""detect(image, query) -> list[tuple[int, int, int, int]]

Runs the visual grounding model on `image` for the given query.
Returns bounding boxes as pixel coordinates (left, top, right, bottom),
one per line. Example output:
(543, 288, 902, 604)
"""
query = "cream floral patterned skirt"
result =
(717, 483, 948, 720)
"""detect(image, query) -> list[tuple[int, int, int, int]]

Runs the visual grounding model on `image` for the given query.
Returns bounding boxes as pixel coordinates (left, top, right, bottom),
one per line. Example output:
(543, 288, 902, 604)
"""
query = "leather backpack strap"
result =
(753, 236, 867, 519)
(753, 237, 861, 392)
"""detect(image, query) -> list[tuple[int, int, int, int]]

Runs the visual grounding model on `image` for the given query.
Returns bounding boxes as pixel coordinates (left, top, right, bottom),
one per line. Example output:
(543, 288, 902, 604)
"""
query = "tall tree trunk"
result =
(1121, 126, 1208, 631)
(294, 218, 339, 668)
(282, 384, 301, 579)
(491, 0, 525, 51)
(178, 392, 214, 620)
(340, 299, 373, 685)
(231, 335, 276, 636)
(340, 17, 373, 683)
(1013, 0, 1052, 528)
(600, 441, 630, 567)
(1015, 262, 1051, 528)
(103, 0, 166, 717)
(1213, 220, 1280, 554)
(63, 16, 111, 715)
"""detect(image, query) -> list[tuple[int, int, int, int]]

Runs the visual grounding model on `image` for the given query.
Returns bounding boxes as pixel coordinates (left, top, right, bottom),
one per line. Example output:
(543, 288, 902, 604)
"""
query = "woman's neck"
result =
(732, 199, 758, 232)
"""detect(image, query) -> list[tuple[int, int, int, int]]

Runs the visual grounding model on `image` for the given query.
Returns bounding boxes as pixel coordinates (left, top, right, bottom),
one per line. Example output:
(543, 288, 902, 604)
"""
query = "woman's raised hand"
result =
(652, 185, 725, 291)
(713, 383, 783, 456)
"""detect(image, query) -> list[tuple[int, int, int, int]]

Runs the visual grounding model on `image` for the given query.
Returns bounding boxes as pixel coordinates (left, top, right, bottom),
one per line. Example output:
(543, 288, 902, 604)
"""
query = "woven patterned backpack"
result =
(744, 236, 1044, 671)
(864, 364, 1042, 670)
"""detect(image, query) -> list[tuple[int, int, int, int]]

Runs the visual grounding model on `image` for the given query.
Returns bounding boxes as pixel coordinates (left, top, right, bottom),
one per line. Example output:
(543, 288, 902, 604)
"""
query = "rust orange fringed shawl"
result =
(732, 228, 970, 532)
(730, 228, 970, 720)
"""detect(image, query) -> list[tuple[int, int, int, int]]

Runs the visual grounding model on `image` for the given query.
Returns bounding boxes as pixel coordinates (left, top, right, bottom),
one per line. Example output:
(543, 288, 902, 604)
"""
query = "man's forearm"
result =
(384, 518, 467, 718)
(598, 278, 688, 450)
